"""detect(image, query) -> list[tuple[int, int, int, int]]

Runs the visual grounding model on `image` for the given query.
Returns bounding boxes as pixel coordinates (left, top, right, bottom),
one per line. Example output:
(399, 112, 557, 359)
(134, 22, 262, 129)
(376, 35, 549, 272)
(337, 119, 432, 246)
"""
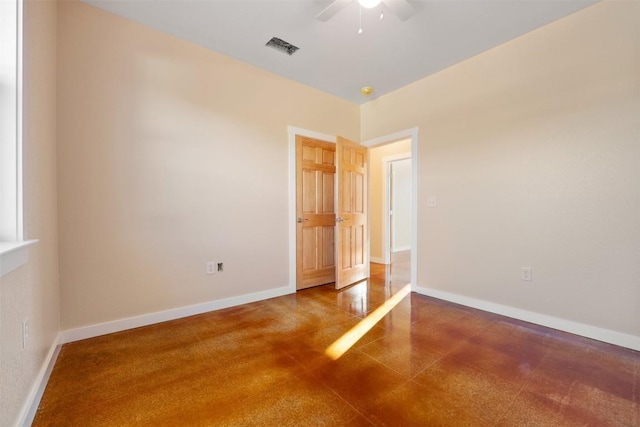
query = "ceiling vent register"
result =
(265, 37, 300, 56)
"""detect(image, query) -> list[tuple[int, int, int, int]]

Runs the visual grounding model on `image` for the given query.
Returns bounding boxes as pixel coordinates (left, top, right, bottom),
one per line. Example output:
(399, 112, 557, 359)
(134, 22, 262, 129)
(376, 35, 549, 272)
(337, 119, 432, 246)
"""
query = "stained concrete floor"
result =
(34, 255, 639, 426)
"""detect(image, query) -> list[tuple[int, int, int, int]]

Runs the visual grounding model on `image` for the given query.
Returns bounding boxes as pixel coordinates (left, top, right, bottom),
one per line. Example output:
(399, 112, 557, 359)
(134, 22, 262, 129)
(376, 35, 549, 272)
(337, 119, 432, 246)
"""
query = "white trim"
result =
(362, 128, 418, 149)
(370, 256, 387, 264)
(60, 285, 291, 343)
(381, 152, 412, 264)
(0, 0, 24, 242)
(17, 333, 61, 427)
(414, 286, 640, 351)
(287, 127, 336, 145)
(392, 246, 411, 253)
(287, 127, 337, 292)
(16, 0, 23, 240)
(0, 239, 37, 277)
(362, 127, 419, 291)
(381, 153, 412, 162)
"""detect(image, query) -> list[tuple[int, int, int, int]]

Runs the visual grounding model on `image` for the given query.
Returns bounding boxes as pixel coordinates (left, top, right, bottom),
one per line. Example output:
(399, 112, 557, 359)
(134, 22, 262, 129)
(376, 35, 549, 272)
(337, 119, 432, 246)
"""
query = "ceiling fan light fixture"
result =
(358, 0, 382, 9)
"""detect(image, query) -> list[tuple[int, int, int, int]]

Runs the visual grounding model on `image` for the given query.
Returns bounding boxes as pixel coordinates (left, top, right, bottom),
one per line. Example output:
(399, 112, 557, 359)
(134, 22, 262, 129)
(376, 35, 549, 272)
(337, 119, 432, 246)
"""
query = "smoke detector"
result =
(361, 86, 374, 96)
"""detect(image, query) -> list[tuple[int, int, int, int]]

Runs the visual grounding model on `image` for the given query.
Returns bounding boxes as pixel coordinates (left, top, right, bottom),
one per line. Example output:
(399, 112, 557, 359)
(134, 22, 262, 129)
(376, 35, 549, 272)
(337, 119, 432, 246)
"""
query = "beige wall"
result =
(57, 1, 359, 330)
(0, 0, 60, 425)
(369, 139, 411, 261)
(362, 1, 640, 336)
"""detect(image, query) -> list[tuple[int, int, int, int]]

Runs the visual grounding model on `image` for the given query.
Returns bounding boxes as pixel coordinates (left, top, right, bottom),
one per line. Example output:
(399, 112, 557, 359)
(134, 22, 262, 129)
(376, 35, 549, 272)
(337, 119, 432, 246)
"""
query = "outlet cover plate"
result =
(206, 262, 217, 275)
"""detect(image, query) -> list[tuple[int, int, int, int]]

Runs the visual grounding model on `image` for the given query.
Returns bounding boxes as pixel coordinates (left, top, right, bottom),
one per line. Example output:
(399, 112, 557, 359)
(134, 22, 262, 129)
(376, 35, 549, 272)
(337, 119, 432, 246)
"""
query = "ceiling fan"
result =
(317, 0, 414, 22)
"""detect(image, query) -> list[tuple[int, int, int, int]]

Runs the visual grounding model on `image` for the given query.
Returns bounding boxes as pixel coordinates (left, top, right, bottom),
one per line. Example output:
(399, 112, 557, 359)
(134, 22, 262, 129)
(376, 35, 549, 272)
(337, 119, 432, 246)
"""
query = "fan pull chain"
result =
(358, 5, 363, 34)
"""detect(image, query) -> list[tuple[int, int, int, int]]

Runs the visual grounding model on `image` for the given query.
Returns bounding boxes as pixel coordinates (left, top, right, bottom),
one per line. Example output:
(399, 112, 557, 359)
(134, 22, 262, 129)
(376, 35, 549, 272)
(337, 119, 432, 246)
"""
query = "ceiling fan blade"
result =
(383, 0, 413, 21)
(316, 0, 352, 22)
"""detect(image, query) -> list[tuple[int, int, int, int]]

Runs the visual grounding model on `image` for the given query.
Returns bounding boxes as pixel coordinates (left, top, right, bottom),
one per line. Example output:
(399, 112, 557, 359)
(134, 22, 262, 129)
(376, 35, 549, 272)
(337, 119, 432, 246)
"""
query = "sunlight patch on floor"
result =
(325, 284, 411, 360)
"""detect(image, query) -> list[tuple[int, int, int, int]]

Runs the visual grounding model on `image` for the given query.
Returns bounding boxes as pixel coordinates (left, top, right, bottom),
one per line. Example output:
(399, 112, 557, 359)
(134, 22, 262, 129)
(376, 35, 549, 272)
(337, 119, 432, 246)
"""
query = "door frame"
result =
(382, 152, 412, 265)
(362, 128, 419, 291)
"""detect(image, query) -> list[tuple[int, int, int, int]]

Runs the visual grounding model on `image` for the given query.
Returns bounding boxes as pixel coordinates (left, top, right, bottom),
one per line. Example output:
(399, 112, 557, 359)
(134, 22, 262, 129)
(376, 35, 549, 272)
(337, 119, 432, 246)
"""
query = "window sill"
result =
(0, 240, 38, 278)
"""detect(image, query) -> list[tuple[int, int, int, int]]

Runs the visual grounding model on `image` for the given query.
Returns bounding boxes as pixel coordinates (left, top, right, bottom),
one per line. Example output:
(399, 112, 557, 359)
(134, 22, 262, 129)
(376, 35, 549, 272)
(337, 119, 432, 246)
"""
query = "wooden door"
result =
(336, 136, 368, 289)
(296, 136, 336, 290)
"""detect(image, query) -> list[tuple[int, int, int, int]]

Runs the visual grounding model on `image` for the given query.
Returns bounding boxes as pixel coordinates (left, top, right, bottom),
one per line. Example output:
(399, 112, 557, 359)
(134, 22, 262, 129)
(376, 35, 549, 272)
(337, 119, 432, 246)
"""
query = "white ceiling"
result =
(83, 0, 597, 104)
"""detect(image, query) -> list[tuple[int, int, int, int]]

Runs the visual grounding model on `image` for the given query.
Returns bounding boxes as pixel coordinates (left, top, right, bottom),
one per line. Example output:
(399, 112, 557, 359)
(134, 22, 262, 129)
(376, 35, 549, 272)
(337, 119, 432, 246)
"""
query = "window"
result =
(0, 0, 31, 277)
(1, 0, 22, 241)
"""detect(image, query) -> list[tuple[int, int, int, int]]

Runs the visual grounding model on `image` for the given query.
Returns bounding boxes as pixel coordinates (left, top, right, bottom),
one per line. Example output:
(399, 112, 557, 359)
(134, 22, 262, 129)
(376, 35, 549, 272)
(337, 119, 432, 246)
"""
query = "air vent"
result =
(265, 37, 299, 56)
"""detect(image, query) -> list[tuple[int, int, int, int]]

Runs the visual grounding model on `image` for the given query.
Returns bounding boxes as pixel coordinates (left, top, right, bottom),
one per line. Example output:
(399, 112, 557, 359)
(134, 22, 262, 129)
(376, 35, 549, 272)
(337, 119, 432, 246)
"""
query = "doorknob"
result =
(297, 218, 308, 223)
(336, 217, 344, 223)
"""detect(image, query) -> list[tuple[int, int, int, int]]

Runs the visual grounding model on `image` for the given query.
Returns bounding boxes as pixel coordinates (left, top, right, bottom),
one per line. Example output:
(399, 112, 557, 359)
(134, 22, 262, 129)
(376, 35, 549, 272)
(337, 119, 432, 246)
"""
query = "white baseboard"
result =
(17, 333, 61, 427)
(414, 286, 640, 352)
(60, 286, 293, 344)
(370, 257, 387, 264)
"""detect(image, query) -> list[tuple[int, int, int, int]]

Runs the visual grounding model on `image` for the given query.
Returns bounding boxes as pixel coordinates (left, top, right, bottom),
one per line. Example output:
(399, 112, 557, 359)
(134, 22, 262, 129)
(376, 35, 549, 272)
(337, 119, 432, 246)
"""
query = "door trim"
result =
(361, 128, 419, 291)
(288, 126, 336, 293)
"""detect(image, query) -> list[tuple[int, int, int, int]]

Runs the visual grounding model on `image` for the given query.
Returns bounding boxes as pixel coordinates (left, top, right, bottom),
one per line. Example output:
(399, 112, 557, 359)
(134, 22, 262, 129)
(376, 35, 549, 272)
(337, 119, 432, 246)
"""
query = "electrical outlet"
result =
(217, 262, 224, 272)
(206, 261, 217, 275)
(521, 267, 532, 282)
(22, 318, 29, 350)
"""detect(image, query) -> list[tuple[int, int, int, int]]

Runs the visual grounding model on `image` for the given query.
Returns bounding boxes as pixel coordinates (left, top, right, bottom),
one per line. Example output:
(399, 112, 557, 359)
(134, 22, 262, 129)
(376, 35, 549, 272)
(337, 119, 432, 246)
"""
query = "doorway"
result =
(289, 129, 369, 291)
(383, 153, 412, 263)
(369, 140, 412, 286)
(295, 135, 336, 290)
(362, 129, 418, 290)
(387, 157, 412, 285)
(389, 159, 412, 254)
(288, 127, 418, 293)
